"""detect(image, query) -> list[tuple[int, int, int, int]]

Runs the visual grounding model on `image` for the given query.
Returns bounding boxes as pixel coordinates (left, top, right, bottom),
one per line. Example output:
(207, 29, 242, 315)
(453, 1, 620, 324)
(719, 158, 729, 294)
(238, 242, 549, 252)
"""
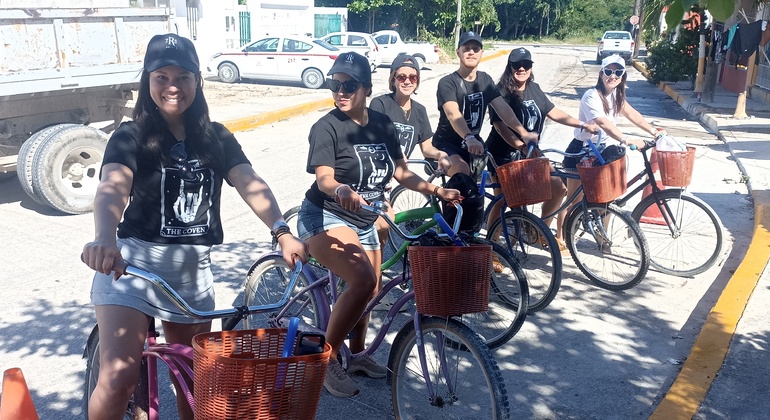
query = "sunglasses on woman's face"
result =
(602, 68, 625, 78)
(395, 74, 419, 83)
(511, 61, 533, 71)
(327, 79, 360, 93)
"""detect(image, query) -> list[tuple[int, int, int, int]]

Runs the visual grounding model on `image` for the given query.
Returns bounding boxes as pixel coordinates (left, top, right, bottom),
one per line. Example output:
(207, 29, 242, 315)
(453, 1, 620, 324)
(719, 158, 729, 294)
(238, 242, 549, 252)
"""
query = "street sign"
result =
(630, 15, 639, 25)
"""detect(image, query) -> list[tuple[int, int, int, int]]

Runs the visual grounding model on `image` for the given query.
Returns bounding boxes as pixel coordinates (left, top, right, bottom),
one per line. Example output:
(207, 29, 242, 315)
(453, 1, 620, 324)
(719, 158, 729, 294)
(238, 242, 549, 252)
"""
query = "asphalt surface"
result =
(1, 45, 768, 419)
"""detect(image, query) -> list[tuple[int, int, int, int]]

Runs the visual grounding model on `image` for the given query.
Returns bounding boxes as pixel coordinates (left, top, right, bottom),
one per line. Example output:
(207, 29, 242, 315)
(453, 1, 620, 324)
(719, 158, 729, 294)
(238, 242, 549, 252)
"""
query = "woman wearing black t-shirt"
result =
(81, 34, 307, 419)
(486, 48, 598, 252)
(297, 52, 460, 398)
(433, 32, 538, 178)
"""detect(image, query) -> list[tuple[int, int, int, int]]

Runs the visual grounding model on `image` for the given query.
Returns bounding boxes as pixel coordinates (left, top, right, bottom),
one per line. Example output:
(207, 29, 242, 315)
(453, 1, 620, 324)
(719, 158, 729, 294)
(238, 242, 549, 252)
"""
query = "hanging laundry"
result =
(729, 20, 764, 61)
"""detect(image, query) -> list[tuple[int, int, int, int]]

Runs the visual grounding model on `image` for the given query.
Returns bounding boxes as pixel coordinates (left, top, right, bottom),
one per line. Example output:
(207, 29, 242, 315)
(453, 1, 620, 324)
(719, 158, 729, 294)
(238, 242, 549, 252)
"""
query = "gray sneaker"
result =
(324, 359, 360, 398)
(347, 355, 387, 379)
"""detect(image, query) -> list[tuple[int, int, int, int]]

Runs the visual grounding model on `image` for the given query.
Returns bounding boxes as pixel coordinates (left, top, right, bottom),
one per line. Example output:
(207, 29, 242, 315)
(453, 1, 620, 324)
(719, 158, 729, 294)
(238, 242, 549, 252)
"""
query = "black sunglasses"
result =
(602, 68, 625, 78)
(169, 142, 197, 181)
(510, 61, 533, 70)
(327, 79, 360, 93)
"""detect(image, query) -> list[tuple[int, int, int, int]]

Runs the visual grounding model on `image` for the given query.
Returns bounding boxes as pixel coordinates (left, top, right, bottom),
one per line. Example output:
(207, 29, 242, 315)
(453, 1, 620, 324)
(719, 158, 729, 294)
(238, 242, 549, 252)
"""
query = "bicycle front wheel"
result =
(487, 208, 562, 313)
(463, 237, 528, 349)
(565, 203, 650, 291)
(384, 185, 432, 260)
(632, 189, 723, 277)
(83, 325, 149, 420)
(242, 254, 321, 330)
(388, 316, 510, 419)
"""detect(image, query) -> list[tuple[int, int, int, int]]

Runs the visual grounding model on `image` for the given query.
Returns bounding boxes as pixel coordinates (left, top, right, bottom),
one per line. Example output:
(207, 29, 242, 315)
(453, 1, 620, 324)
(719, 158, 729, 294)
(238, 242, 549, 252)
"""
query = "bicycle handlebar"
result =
(84, 254, 304, 320)
(406, 159, 444, 177)
(360, 200, 464, 242)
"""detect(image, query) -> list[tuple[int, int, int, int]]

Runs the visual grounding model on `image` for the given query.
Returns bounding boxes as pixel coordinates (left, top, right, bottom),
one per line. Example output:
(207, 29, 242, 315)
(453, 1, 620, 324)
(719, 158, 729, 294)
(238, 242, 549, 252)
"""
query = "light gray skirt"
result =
(90, 237, 215, 324)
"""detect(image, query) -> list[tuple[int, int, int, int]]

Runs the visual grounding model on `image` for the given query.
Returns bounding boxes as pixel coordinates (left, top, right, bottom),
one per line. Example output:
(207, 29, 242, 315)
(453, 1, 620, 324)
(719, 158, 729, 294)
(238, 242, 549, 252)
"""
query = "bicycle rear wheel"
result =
(565, 203, 650, 291)
(83, 325, 149, 420)
(242, 254, 322, 330)
(631, 189, 723, 277)
(388, 316, 510, 419)
(487, 208, 561, 313)
(462, 237, 528, 349)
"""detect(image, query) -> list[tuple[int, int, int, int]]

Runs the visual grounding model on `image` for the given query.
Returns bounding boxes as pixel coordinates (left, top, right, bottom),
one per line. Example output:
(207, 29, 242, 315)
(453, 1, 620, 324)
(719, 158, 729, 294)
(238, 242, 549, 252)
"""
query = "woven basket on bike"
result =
(408, 242, 492, 317)
(656, 146, 695, 187)
(496, 157, 552, 208)
(192, 328, 331, 420)
(577, 156, 627, 203)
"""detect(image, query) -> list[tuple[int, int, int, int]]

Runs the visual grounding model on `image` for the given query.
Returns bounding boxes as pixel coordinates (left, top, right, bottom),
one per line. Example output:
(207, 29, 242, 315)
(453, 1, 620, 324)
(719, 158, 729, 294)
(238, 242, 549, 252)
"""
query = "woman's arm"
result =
(490, 96, 539, 144)
(228, 163, 308, 266)
(418, 138, 452, 171)
(82, 163, 132, 276)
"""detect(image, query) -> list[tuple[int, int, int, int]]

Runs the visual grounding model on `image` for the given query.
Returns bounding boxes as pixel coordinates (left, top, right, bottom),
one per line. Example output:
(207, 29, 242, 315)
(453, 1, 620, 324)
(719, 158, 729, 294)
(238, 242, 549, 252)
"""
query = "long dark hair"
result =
(496, 61, 535, 109)
(594, 70, 627, 117)
(133, 71, 224, 173)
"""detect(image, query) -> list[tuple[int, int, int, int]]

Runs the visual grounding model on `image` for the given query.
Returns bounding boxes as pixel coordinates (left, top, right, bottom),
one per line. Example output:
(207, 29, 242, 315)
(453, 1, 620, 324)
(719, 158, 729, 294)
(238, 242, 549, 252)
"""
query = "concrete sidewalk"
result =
(646, 76, 770, 418)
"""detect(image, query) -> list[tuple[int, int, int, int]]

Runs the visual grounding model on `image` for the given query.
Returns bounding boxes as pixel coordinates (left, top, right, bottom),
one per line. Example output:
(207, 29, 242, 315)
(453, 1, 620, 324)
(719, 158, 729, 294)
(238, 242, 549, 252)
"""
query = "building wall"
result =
(248, 0, 314, 38)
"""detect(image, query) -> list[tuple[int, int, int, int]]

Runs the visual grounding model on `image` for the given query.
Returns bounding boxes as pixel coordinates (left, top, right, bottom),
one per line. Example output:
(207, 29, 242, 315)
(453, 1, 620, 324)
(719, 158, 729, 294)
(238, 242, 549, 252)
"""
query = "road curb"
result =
(646, 66, 770, 419)
(220, 49, 512, 133)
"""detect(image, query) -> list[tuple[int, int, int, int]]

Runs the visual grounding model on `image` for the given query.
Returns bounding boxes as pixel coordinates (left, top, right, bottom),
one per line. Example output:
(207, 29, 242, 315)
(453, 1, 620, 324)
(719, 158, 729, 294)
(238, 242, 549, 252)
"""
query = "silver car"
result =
(208, 36, 340, 89)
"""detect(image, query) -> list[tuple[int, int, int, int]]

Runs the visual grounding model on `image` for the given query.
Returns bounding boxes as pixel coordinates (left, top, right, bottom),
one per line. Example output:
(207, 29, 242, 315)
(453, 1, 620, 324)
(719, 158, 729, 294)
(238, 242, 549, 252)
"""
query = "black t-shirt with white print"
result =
(487, 81, 554, 158)
(305, 107, 404, 228)
(103, 121, 250, 245)
(369, 93, 433, 158)
(433, 71, 500, 147)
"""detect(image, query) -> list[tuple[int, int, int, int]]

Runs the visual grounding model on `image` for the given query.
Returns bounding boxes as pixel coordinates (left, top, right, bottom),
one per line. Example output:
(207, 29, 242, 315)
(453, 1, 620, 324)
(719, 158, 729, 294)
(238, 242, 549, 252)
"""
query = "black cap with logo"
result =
(327, 51, 371, 83)
(508, 47, 532, 63)
(144, 33, 200, 73)
(458, 31, 483, 48)
(391, 54, 420, 74)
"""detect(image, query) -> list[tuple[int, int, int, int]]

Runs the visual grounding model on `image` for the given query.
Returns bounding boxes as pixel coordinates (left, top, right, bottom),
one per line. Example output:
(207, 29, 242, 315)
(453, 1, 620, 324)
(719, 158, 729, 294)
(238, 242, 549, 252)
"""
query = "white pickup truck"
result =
(371, 30, 439, 69)
(596, 31, 635, 64)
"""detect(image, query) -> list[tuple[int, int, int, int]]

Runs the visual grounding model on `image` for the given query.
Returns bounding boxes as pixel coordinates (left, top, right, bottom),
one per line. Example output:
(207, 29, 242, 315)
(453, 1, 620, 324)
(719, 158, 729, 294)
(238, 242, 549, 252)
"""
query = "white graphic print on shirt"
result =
(522, 100, 542, 131)
(464, 92, 484, 131)
(393, 122, 416, 157)
(160, 161, 213, 237)
(354, 144, 395, 202)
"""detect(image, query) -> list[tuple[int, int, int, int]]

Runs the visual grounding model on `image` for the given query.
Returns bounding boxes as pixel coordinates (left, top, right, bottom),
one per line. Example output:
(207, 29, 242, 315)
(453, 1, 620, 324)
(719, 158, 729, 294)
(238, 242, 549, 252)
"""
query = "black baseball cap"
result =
(327, 51, 371, 84)
(508, 47, 532, 63)
(391, 54, 420, 74)
(144, 33, 199, 73)
(458, 31, 483, 48)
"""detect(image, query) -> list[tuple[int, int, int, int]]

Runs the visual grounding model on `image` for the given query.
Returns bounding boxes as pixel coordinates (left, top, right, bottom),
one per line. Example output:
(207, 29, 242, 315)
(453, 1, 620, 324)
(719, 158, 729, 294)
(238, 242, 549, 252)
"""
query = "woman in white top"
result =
(557, 54, 666, 244)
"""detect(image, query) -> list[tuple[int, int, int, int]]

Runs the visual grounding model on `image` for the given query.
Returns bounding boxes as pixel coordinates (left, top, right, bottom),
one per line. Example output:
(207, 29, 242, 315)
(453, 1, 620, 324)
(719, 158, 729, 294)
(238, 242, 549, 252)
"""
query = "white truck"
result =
(371, 30, 440, 69)
(0, 4, 173, 214)
(596, 30, 635, 64)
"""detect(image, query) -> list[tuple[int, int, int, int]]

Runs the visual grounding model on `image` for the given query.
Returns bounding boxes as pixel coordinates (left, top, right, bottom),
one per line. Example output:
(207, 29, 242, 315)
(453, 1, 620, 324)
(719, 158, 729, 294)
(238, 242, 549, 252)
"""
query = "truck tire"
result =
(302, 68, 324, 89)
(413, 55, 426, 70)
(30, 125, 108, 214)
(218, 62, 239, 83)
(16, 124, 78, 205)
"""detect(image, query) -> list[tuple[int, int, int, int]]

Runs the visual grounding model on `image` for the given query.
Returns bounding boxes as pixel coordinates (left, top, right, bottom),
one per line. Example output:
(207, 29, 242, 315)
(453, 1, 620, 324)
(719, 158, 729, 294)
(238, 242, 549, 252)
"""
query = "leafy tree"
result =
(645, 15, 699, 85)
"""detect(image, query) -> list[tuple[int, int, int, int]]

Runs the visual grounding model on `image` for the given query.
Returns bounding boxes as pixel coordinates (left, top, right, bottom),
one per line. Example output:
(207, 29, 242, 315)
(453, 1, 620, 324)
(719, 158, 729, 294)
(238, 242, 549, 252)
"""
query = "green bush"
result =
(645, 24, 698, 86)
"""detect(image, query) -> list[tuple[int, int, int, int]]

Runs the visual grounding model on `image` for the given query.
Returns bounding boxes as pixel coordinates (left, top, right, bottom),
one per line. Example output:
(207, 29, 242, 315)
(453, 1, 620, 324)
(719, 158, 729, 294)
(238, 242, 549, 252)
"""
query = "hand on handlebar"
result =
(436, 187, 462, 203)
(276, 234, 309, 270)
(463, 136, 485, 156)
(582, 122, 600, 134)
(82, 240, 124, 281)
(334, 185, 367, 212)
(436, 151, 452, 173)
(521, 131, 539, 145)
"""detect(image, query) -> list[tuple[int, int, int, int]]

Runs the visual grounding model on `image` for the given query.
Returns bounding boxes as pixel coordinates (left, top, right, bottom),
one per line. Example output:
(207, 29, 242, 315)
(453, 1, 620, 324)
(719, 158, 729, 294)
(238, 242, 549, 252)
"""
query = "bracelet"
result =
(334, 184, 349, 196)
(580, 121, 585, 131)
(620, 136, 628, 146)
(271, 225, 292, 239)
(649, 127, 660, 136)
(272, 220, 288, 232)
(434, 185, 441, 196)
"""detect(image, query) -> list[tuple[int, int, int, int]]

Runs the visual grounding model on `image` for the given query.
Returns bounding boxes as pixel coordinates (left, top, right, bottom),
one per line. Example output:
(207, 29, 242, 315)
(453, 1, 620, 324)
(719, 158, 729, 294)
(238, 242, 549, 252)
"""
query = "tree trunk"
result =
(701, 59, 718, 103)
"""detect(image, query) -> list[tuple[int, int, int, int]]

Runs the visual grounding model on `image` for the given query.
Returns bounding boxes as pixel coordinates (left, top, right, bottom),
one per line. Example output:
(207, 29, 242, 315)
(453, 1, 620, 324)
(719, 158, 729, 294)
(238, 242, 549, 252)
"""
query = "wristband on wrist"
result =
(334, 184, 349, 196)
(271, 225, 292, 239)
(434, 185, 441, 196)
(649, 127, 657, 136)
(620, 136, 628, 146)
(580, 121, 585, 131)
(272, 220, 288, 232)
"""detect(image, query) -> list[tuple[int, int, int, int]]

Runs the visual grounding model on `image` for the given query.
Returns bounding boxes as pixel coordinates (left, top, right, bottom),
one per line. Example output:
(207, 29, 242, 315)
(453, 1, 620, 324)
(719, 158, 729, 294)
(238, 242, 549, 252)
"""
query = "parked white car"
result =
(372, 30, 439, 69)
(319, 31, 381, 72)
(596, 31, 635, 64)
(207, 36, 340, 89)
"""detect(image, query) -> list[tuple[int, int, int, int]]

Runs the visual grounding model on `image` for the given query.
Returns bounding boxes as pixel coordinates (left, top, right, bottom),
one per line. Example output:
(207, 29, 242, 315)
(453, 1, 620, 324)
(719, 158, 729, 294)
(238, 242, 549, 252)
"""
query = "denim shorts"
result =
(562, 139, 585, 170)
(296, 199, 380, 251)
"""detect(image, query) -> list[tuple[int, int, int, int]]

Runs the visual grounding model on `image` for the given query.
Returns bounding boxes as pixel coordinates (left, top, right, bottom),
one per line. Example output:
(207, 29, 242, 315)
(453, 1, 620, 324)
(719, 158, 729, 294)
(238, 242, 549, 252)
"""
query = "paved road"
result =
(0, 45, 754, 418)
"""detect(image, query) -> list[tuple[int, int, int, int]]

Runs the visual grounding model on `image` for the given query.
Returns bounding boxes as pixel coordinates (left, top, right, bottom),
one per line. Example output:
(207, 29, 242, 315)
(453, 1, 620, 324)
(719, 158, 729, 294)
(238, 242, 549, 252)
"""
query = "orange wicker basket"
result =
(408, 244, 492, 316)
(496, 157, 552, 208)
(193, 329, 331, 420)
(657, 146, 696, 187)
(577, 157, 627, 203)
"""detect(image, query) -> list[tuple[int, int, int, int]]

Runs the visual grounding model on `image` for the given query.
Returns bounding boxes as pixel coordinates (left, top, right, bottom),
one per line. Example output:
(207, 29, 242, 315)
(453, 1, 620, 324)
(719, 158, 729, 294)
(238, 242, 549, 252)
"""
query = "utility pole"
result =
(694, 7, 707, 96)
(632, 0, 642, 57)
(454, 0, 462, 48)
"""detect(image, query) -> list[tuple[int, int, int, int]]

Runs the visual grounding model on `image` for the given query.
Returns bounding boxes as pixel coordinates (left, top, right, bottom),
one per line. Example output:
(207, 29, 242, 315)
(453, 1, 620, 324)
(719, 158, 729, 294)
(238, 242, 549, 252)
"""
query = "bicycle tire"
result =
(388, 316, 510, 419)
(565, 203, 650, 291)
(463, 237, 529, 349)
(385, 185, 432, 258)
(83, 325, 149, 420)
(242, 254, 322, 330)
(487, 208, 562, 313)
(631, 189, 723, 277)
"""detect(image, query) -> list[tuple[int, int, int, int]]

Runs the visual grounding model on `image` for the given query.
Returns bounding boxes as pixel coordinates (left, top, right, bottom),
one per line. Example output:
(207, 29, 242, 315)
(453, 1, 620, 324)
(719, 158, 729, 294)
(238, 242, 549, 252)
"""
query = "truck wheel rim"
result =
(59, 145, 101, 196)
